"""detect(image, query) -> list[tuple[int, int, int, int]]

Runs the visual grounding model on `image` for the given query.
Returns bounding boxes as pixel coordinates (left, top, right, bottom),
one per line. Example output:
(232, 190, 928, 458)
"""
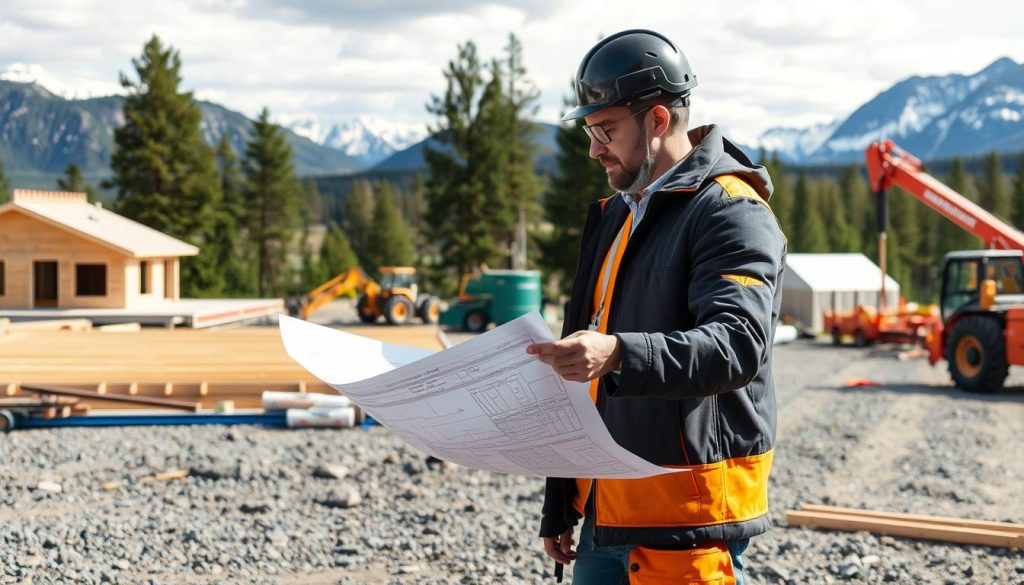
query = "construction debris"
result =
(786, 504, 1023, 549)
(139, 469, 189, 484)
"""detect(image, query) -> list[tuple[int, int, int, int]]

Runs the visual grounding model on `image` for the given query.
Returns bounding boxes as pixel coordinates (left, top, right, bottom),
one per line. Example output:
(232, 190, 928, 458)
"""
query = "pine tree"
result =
(887, 186, 922, 300)
(0, 159, 9, 203)
(424, 41, 508, 280)
(317, 223, 359, 281)
(838, 164, 872, 253)
(1014, 153, 1024, 229)
(764, 153, 792, 239)
(540, 86, 609, 294)
(242, 108, 302, 297)
(821, 178, 857, 252)
(297, 178, 325, 293)
(365, 182, 415, 273)
(501, 33, 543, 269)
(344, 179, 375, 266)
(57, 162, 98, 202)
(942, 158, 980, 254)
(791, 172, 828, 252)
(978, 151, 1012, 222)
(108, 35, 222, 296)
(212, 135, 255, 295)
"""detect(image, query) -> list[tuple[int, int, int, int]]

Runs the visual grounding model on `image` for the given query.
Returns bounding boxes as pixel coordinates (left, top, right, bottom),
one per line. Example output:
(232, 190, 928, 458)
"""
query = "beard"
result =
(606, 121, 655, 194)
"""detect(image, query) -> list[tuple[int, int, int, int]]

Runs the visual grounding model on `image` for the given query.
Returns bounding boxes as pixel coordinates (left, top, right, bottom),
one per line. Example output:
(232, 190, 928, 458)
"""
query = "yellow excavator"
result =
(298, 266, 440, 325)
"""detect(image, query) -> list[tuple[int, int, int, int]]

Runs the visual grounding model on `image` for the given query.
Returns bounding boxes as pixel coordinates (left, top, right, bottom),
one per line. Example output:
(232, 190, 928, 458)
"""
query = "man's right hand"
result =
(543, 527, 578, 565)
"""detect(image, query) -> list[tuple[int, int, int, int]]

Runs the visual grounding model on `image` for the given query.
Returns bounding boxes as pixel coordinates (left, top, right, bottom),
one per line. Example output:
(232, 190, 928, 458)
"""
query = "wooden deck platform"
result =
(0, 323, 444, 410)
(0, 298, 285, 329)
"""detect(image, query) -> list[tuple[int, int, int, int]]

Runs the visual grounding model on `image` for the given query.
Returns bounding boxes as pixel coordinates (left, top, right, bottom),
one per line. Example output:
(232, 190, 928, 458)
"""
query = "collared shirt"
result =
(619, 154, 690, 235)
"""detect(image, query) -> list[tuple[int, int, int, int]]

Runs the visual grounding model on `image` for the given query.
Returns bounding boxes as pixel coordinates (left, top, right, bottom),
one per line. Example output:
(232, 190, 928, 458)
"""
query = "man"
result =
(527, 29, 785, 584)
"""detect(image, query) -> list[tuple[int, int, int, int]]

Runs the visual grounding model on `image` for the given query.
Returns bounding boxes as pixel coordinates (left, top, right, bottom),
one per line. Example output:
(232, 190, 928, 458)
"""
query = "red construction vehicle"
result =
(865, 139, 1024, 392)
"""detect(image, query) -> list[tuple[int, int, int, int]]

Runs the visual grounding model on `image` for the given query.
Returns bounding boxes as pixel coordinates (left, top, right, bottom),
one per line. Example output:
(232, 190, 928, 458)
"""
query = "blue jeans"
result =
(572, 515, 749, 585)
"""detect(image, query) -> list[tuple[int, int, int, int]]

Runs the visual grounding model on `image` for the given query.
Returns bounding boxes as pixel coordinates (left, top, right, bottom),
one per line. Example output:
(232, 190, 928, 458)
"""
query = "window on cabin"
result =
(140, 260, 150, 294)
(0, 260, 5, 296)
(76, 264, 107, 296)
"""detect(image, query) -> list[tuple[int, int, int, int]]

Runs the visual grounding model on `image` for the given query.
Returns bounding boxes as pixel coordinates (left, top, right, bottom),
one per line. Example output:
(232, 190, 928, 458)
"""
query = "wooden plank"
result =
(0, 397, 79, 408)
(139, 469, 189, 484)
(786, 510, 1022, 549)
(21, 384, 200, 412)
(799, 504, 1024, 535)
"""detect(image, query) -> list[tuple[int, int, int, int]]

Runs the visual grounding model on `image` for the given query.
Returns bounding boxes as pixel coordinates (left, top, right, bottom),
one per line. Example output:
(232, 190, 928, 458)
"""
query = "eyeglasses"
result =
(581, 106, 653, 145)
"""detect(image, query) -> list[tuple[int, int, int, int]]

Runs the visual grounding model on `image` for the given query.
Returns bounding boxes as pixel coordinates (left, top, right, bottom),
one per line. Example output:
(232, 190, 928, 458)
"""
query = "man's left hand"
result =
(526, 330, 622, 382)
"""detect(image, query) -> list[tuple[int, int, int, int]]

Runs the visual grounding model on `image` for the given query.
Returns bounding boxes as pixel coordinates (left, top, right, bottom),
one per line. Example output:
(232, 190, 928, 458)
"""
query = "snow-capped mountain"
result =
(283, 117, 428, 166)
(1, 63, 122, 100)
(756, 57, 1024, 164)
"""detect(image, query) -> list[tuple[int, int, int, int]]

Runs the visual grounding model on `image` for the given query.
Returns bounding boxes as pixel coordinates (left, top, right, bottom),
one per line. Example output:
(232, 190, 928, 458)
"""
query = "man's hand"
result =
(526, 330, 622, 382)
(543, 527, 577, 565)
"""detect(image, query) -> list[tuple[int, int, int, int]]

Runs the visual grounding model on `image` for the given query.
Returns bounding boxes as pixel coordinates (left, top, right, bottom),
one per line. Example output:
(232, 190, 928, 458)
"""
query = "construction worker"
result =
(527, 29, 785, 584)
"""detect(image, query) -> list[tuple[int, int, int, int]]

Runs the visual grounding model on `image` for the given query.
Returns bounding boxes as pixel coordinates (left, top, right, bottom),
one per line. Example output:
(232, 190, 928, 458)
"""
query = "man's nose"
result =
(588, 136, 607, 159)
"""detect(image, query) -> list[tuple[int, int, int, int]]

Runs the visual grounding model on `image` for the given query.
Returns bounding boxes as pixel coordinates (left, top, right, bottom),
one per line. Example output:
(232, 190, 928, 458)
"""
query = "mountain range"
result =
(0, 79, 362, 190)
(2, 56, 1023, 190)
(758, 57, 1024, 164)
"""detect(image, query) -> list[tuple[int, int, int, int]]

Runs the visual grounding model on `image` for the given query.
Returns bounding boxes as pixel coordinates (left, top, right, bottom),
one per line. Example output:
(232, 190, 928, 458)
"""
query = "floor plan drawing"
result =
(280, 312, 687, 479)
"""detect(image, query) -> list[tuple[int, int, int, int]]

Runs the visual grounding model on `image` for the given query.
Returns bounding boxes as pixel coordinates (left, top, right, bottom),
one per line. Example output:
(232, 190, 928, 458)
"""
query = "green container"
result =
(440, 269, 542, 332)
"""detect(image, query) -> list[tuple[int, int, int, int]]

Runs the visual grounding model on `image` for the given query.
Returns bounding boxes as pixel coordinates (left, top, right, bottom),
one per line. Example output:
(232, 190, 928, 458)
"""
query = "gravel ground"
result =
(2, 332, 1023, 584)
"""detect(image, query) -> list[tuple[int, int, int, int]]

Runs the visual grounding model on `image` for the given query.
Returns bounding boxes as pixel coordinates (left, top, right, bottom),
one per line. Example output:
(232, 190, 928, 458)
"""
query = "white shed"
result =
(783, 253, 900, 333)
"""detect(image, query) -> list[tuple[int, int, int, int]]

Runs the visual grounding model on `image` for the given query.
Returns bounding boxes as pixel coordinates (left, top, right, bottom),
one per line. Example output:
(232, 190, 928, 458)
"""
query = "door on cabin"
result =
(33, 261, 58, 308)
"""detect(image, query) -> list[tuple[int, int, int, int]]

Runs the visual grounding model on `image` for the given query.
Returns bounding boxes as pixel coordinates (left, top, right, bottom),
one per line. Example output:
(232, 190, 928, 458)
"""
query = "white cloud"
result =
(0, 0, 1022, 136)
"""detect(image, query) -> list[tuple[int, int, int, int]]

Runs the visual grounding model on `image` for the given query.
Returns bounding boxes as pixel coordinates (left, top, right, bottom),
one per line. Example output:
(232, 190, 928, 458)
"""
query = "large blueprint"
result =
(279, 312, 684, 479)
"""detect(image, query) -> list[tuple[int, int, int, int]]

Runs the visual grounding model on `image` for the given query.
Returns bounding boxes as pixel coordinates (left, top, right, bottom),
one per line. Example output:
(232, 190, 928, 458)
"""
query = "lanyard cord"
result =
(589, 217, 630, 331)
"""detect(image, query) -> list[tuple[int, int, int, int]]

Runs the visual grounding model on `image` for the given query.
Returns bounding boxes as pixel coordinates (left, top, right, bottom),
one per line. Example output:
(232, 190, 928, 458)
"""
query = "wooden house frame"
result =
(0, 189, 199, 310)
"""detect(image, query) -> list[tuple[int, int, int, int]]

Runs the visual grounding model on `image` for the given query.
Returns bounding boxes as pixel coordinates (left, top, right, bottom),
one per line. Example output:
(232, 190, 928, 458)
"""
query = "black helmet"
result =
(563, 29, 698, 121)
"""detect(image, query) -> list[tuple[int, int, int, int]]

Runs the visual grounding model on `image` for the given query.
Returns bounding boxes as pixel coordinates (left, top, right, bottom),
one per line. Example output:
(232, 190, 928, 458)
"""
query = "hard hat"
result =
(562, 29, 698, 121)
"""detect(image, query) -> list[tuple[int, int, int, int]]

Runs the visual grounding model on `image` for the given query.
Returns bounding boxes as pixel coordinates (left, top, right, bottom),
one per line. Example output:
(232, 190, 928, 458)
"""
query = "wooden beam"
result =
(786, 509, 1022, 549)
(799, 504, 1024, 535)
(21, 384, 200, 412)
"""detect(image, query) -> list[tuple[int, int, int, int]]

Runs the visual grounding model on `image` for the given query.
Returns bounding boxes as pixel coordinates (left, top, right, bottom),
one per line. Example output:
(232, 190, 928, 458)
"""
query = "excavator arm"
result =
(300, 268, 376, 319)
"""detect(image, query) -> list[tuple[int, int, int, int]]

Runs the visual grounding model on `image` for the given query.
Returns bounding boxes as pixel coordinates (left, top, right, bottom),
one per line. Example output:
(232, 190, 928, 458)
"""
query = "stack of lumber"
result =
(787, 504, 1023, 549)
(0, 324, 443, 411)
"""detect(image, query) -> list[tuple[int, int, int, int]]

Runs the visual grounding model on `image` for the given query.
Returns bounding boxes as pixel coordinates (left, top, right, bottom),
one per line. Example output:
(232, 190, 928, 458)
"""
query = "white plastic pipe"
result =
(262, 391, 351, 410)
(285, 407, 356, 429)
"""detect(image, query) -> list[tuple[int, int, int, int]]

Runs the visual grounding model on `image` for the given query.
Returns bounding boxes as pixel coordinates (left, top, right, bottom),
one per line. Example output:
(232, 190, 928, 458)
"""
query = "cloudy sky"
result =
(1, 0, 1022, 141)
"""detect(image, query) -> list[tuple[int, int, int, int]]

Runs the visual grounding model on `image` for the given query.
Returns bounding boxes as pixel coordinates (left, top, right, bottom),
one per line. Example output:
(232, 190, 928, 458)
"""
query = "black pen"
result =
(554, 561, 563, 582)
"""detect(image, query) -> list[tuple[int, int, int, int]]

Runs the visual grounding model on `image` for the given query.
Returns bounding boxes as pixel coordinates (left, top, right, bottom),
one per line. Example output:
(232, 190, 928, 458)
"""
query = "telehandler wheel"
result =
(418, 297, 441, 324)
(463, 310, 489, 333)
(384, 296, 415, 325)
(356, 295, 377, 323)
(831, 328, 842, 346)
(945, 316, 1008, 393)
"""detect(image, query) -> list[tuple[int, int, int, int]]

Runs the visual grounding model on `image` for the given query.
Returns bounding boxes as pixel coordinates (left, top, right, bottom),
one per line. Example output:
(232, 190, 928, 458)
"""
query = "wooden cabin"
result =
(0, 189, 199, 310)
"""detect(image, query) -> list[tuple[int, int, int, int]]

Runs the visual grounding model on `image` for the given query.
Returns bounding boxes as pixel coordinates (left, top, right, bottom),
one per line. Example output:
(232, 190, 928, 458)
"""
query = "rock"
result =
(188, 465, 237, 481)
(35, 481, 62, 494)
(766, 562, 791, 581)
(313, 464, 349, 480)
(318, 487, 362, 509)
(838, 563, 860, 578)
(239, 502, 271, 514)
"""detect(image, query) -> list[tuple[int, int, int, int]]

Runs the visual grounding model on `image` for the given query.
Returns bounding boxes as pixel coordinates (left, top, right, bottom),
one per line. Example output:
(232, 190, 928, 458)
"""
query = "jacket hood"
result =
(659, 124, 774, 201)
